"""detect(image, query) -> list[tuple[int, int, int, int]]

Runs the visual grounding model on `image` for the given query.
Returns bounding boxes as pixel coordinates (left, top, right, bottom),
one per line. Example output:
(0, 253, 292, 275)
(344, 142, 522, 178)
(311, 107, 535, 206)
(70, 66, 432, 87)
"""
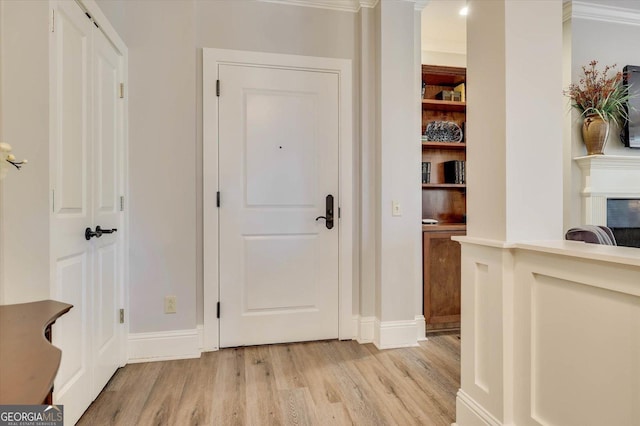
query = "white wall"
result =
(376, 0, 421, 325)
(421, 50, 466, 67)
(567, 9, 640, 227)
(0, 0, 50, 304)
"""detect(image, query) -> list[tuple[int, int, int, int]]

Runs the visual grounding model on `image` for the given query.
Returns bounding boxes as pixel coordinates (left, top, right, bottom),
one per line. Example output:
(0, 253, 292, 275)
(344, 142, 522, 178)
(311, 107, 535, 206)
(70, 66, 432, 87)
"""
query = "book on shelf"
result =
(422, 162, 431, 183)
(454, 83, 466, 102)
(443, 160, 465, 184)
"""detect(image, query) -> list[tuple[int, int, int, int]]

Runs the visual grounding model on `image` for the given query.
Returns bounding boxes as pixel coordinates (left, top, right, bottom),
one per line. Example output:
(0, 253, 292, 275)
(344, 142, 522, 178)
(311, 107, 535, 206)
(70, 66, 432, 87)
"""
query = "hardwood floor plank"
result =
(136, 359, 192, 426)
(279, 388, 318, 426)
(79, 334, 461, 426)
(244, 345, 283, 426)
(78, 361, 163, 425)
(174, 352, 218, 425)
(210, 348, 246, 426)
(269, 343, 308, 391)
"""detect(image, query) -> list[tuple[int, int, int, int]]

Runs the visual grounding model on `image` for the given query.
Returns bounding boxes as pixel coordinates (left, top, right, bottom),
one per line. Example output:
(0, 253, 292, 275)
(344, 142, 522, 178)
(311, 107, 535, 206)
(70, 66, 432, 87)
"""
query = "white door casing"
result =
(218, 64, 339, 347)
(50, 1, 127, 423)
(203, 49, 353, 351)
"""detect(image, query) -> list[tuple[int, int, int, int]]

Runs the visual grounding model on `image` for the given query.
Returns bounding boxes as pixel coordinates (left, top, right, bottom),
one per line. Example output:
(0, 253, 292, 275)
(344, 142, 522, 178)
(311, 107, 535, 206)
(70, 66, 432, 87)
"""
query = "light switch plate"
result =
(392, 200, 402, 216)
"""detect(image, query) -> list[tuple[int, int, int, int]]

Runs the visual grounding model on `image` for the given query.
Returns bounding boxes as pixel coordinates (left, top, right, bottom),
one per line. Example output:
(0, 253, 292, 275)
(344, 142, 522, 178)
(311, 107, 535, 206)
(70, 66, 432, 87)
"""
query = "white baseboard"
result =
(128, 328, 202, 363)
(415, 314, 427, 341)
(373, 318, 419, 349)
(354, 315, 375, 343)
(455, 390, 502, 426)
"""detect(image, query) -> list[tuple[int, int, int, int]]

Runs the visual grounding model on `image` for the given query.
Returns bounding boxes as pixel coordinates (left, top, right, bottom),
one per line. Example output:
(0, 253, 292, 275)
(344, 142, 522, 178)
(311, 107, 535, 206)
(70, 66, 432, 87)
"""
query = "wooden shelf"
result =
(422, 65, 466, 86)
(422, 99, 466, 112)
(422, 183, 466, 189)
(422, 223, 467, 232)
(422, 141, 466, 150)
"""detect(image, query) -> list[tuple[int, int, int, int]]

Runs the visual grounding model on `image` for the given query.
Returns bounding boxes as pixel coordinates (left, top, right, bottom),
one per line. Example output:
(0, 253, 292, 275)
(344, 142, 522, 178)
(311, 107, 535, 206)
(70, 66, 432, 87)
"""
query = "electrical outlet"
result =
(392, 200, 402, 216)
(164, 296, 177, 314)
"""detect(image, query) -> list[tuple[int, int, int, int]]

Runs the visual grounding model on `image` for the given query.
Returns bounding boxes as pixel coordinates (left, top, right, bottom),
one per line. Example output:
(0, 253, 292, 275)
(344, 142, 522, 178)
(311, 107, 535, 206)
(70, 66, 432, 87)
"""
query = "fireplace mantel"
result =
(575, 155, 640, 225)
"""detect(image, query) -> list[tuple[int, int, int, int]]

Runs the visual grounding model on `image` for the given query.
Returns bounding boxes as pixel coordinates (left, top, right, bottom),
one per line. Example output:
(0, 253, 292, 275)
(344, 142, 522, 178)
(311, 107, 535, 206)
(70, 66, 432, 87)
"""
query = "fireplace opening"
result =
(607, 199, 640, 248)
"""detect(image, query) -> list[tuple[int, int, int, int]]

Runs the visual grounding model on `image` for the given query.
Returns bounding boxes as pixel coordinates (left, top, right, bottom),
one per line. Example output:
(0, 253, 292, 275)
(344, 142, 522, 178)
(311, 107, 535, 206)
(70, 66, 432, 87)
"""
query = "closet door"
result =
(50, 1, 94, 423)
(50, 1, 126, 423)
(91, 27, 124, 400)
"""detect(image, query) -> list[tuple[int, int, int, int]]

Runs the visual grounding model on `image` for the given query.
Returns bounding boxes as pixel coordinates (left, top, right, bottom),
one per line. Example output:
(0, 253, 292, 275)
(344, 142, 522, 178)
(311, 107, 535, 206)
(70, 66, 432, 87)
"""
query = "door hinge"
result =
(119, 83, 125, 99)
(216, 191, 220, 208)
(51, 9, 55, 32)
(216, 80, 220, 97)
(120, 196, 125, 211)
(119, 309, 125, 324)
(338, 207, 341, 219)
(52, 189, 55, 212)
(216, 302, 220, 319)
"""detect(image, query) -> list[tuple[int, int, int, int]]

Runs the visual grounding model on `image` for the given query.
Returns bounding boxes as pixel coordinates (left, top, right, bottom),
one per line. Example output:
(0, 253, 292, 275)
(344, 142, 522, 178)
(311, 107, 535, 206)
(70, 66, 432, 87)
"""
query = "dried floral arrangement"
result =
(564, 60, 632, 126)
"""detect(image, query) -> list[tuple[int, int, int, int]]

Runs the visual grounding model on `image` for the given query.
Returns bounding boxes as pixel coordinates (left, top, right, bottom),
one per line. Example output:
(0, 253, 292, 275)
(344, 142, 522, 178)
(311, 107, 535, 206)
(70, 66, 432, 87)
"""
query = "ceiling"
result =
(421, 0, 467, 55)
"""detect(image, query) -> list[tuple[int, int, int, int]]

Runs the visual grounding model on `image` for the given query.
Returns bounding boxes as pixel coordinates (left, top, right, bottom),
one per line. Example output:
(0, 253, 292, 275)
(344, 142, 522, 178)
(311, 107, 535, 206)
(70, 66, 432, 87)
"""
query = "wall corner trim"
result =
(569, 1, 640, 26)
(415, 314, 427, 341)
(128, 328, 202, 363)
(373, 318, 420, 349)
(456, 390, 503, 426)
(354, 315, 375, 343)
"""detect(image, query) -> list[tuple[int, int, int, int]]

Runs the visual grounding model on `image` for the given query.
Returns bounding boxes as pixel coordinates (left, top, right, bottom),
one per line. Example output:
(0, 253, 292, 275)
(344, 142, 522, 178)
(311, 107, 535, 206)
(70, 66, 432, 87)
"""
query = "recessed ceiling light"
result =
(459, 6, 469, 16)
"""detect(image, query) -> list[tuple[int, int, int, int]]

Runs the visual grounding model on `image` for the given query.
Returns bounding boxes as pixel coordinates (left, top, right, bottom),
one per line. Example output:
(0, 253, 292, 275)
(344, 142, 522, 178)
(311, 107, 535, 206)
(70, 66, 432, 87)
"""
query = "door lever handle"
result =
(85, 227, 102, 240)
(96, 226, 118, 234)
(85, 226, 118, 241)
(315, 195, 334, 229)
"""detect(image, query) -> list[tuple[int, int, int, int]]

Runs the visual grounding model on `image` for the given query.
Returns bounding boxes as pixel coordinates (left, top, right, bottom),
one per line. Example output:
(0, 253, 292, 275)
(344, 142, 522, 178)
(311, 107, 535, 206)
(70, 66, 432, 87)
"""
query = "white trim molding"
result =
(415, 314, 427, 341)
(128, 329, 202, 363)
(354, 315, 375, 343)
(565, 1, 640, 26)
(373, 318, 420, 349)
(456, 390, 503, 426)
(258, 0, 365, 13)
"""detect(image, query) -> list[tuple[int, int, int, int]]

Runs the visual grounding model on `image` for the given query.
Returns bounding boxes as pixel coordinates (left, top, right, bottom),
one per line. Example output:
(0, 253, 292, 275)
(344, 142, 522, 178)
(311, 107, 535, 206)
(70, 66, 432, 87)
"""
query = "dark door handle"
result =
(96, 226, 118, 234)
(315, 194, 334, 229)
(85, 226, 118, 240)
(85, 227, 102, 240)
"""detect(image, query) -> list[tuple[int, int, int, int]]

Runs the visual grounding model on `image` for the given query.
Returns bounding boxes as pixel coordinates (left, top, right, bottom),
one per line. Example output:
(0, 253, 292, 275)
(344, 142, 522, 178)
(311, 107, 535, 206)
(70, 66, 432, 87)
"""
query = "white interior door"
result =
(91, 27, 123, 399)
(50, 1, 125, 423)
(50, 1, 94, 422)
(219, 64, 340, 347)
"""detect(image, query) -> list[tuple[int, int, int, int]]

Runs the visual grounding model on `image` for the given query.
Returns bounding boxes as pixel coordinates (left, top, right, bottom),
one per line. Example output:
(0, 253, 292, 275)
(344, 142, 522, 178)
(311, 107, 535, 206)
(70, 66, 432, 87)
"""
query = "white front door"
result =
(218, 64, 340, 347)
(50, 1, 125, 423)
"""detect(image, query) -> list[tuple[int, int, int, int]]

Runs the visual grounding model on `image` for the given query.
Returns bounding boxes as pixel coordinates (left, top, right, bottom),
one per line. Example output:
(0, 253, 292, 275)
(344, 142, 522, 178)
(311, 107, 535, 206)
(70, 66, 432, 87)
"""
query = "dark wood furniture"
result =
(422, 65, 466, 333)
(0, 300, 72, 404)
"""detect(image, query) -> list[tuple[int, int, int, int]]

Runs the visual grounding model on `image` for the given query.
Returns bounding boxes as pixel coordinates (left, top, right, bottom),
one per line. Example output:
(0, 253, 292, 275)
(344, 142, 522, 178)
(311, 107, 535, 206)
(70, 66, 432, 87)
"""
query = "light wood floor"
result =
(78, 333, 460, 426)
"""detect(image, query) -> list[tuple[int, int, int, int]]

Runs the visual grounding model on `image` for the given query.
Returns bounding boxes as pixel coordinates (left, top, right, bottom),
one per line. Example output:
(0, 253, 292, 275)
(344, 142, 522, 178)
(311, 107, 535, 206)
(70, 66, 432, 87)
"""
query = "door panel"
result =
(91, 27, 123, 399)
(50, 1, 93, 422)
(219, 64, 339, 347)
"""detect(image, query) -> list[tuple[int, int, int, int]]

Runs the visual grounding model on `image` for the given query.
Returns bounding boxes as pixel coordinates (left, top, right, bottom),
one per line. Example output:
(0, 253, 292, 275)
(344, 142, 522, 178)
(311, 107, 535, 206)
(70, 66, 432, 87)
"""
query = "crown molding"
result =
(360, 0, 379, 9)
(414, 0, 430, 11)
(259, 0, 361, 13)
(566, 1, 640, 26)
(259, 0, 427, 12)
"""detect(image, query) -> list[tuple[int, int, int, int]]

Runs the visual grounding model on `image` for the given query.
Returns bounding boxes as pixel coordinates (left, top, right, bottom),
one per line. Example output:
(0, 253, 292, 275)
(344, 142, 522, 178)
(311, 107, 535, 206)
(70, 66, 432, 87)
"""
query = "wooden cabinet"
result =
(423, 229, 464, 330)
(421, 65, 466, 332)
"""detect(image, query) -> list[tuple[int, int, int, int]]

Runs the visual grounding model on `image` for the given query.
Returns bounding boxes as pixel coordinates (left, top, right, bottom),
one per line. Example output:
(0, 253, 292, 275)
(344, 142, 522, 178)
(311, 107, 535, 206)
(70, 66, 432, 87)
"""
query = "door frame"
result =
(202, 48, 353, 351)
